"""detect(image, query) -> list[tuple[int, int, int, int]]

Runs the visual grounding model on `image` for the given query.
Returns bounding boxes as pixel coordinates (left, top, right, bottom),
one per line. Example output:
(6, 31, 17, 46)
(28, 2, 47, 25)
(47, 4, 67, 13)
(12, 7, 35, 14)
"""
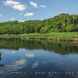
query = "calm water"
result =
(0, 39, 78, 78)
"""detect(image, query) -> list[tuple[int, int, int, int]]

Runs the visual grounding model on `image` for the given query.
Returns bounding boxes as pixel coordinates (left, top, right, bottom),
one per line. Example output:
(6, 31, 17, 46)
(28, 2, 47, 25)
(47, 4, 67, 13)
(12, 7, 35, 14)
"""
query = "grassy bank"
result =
(0, 32, 77, 41)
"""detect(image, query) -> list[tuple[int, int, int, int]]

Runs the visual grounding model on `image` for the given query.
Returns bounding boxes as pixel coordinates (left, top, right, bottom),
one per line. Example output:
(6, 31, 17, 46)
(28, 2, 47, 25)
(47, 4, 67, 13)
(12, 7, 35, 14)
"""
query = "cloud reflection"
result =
(16, 59, 26, 65)
(25, 53, 35, 58)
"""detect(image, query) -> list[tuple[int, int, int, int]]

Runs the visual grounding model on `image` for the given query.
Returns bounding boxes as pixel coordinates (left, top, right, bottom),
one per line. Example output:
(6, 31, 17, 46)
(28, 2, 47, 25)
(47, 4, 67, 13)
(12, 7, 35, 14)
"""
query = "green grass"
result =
(0, 32, 78, 41)
(0, 32, 78, 39)
(20, 32, 78, 40)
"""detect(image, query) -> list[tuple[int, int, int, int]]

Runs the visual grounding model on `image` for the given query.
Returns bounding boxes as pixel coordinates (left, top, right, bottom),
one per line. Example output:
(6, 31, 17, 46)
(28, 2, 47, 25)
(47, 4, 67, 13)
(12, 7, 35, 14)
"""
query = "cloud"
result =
(24, 12, 34, 17)
(4, 0, 26, 11)
(30, 1, 38, 8)
(40, 5, 47, 8)
(29, 1, 47, 9)
(13, 4, 26, 11)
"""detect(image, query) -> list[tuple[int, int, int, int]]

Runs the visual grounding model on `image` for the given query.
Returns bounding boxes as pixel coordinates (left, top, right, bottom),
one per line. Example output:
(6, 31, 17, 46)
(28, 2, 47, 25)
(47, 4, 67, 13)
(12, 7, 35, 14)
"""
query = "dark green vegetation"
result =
(1, 13, 78, 34)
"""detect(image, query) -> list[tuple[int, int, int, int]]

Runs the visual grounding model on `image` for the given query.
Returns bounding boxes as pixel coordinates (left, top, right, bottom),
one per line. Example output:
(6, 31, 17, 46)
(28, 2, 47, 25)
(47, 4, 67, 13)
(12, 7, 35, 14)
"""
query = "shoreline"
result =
(0, 32, 77, 41)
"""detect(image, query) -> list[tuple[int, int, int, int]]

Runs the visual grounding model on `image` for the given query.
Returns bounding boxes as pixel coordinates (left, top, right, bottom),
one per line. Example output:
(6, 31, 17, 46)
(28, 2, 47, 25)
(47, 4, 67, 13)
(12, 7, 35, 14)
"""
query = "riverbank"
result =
(0, 32, 78, 41)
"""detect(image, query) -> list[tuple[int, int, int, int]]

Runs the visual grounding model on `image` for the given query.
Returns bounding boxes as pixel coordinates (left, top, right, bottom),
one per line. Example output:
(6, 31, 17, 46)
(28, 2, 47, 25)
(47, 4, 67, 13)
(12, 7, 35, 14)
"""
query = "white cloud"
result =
(24, 12, 34, 17)
(40, 5, 47, 8)
(30, 1, 38, 8)
(4, 0, 26, 11)
(13, 4, 26, 11)
(29, 1, 47, 9)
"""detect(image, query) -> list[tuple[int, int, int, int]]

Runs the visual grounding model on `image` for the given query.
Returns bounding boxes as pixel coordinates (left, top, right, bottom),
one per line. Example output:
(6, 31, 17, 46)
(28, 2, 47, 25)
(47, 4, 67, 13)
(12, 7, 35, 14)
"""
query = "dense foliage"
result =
(0, 13, 78, 34)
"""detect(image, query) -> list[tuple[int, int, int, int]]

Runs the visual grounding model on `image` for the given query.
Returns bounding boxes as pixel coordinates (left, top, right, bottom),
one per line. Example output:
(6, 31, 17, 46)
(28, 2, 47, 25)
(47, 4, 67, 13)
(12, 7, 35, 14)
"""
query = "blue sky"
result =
(0, 0, 78, 21)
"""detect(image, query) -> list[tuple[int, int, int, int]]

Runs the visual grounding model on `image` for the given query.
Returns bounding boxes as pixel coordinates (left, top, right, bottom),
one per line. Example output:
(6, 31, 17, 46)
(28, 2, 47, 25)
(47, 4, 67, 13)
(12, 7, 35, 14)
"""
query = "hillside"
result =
(0, 13, 78, 34)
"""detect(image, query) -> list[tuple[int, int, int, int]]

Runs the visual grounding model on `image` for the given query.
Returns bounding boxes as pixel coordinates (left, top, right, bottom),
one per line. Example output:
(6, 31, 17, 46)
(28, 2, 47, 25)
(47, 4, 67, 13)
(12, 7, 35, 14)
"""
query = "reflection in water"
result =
(0, 52, 1, 60)
(0, 49, 77, 77)
(0, 38, 78, 54)
(0, 39, 77, 78)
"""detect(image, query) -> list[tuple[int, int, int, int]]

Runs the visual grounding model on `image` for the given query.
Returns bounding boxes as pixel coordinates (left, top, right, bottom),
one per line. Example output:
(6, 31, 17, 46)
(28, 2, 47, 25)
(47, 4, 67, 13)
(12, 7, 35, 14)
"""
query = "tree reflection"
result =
(0, 38, 77, 54)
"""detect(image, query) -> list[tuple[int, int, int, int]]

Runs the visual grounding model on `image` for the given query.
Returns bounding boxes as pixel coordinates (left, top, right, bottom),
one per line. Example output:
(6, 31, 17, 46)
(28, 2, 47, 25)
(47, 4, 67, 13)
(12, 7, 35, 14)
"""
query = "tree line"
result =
(0, 13, 78, 34)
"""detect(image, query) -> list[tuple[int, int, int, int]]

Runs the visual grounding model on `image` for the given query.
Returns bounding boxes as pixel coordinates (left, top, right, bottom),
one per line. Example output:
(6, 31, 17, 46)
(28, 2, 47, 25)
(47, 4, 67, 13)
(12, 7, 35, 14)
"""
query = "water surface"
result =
(0, 39, 78, 78)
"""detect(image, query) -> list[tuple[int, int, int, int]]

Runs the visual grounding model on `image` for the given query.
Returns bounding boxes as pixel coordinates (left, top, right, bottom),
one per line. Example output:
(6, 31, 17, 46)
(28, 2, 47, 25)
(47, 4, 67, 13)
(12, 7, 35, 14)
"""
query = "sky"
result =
(0, 0, 78, 21)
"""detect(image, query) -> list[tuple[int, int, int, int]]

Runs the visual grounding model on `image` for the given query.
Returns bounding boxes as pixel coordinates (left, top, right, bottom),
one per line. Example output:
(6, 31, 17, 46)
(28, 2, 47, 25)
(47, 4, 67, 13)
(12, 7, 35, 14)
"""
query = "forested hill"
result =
(0, 13, 78, 34)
